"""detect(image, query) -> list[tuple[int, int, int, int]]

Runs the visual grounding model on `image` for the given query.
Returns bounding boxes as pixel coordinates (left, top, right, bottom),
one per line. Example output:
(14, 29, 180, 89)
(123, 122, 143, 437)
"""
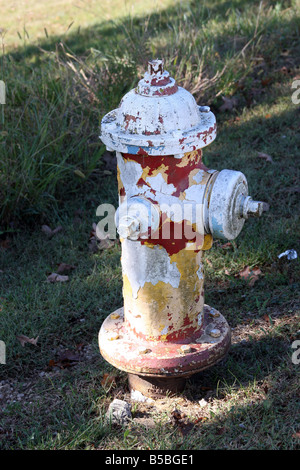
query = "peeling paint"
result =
(121, 240, 181, 299)
(100, 63, 217, 156)
(98, 58, 264, 391)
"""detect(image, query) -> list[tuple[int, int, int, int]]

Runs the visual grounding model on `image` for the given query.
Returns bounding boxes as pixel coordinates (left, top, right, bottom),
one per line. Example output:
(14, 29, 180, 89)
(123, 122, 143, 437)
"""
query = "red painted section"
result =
(124, 114, 140, 130)
(145, 218, 203, 256)
(196, 123, 217, 145)
(151, 76, 171, 86)
(122, 150, 206, 197)
(137, 147, 149, 156)
(121, 151, 208, 255)
(152, 84, 178, 96)
(125, 317, 202, 343)
(144, 129, 161, 135)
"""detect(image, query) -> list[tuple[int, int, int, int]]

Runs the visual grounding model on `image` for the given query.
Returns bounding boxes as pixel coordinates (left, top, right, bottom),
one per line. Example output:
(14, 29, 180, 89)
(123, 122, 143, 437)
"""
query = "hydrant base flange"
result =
(99, 305, 231, 379)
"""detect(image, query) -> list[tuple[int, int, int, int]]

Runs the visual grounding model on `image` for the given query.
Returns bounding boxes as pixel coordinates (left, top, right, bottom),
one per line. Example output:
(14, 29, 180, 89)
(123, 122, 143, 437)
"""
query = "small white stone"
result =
(131, 389, 154, 403)
(199, 398, 208, 408)
(106, 399, 132, 425)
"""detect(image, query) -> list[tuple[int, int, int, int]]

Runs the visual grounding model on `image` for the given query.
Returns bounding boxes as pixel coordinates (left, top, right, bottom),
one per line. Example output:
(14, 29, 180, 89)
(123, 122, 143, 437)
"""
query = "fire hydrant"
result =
(98, 59, 264, 398)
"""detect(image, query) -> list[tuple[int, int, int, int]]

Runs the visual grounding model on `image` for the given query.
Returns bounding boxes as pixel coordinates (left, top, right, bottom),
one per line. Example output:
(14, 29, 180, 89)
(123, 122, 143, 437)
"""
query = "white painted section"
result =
(192, 169, 206, 184)
(116, 152, 143, 197)
(196, 264, 204, 280)
(160, 325, 169, 336)
(145, 173, 176, 195)
(100, 62, 216, 155)
(207, 169, 248, 240)
(121, 240, 181, 299)
(184, 184, 202, 202)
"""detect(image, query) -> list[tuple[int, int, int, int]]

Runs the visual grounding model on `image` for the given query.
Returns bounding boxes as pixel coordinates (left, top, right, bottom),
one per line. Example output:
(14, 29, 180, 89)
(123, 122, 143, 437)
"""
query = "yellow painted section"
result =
(117, 165, 125, 196)
(119, 148, 213, 340)
(177, 150, 202, 167)
(110, 313, 120, 319)
(124, 155, 170, 184)
(141, 163, 169, 183)
(202, 234, 213, 250)
(123, 246, 204, 341)
(123, 273, 133, 301)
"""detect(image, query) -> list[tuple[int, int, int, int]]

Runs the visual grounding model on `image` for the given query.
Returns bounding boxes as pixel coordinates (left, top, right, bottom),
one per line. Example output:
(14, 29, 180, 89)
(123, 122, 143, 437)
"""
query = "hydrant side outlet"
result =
(98, 59, 265, 398)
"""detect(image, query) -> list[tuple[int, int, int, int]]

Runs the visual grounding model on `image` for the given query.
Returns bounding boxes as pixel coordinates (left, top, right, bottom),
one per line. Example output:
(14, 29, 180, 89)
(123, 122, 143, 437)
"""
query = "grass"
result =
(0, 0, 300, 451)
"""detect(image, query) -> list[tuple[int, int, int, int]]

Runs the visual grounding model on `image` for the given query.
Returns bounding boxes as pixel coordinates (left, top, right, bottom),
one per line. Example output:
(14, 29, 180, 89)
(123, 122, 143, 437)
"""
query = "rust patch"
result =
(152, 84, 178, 96)
(124, 114, 140, 131)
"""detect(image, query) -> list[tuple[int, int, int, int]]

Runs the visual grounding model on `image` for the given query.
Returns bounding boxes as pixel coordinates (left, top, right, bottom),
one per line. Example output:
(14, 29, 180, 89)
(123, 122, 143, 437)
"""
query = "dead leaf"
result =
(221, 242, 233, 249)
(101, 373, 117, 387)
(74, 169, 86, 179)
(194, 416, 208, 424)
(170, 409, 194, 436)
(46, 273, 69, 283)
(88, 223, 116, 252)
(57, 350, 80, 363)
(88, 237, 99, 253)
(41, 225, 52, 236)
(257, 152, 273, 163)
(56, 263, 75, 274)
(48, 349, 81, 369)
(261, 77, 272, 87)
(16, 334, 39, 347)
(41, 225, 63, 238)
(0, 238, 10, 249)
(216, 426, 226, 435)
(280, 66, 289, 75)
(219, 96, 238, 112)
(238, 266, 262, 286)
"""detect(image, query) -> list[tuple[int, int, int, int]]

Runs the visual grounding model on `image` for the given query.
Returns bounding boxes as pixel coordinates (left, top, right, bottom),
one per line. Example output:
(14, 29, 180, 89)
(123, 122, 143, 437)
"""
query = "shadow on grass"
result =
(5, 0, 275, 60)
(1, 0, 299, 223)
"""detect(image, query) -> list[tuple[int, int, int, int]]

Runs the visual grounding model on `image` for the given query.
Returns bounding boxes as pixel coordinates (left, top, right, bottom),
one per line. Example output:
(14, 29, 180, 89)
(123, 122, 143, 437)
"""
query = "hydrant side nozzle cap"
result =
(115, 196, 160, 240)
(207, 169, 247, 240)
(207, 170, 265, 240)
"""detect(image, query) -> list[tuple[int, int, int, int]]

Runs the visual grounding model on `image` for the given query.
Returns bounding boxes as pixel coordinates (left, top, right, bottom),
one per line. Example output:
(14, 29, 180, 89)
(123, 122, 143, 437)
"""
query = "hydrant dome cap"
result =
(100, 59, 217, 156)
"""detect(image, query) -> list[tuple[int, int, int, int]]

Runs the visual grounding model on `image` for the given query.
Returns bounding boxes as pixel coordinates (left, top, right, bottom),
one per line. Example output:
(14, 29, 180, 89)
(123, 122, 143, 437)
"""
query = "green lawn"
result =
(1, 0, 174, 49)
(0, 0, 299, 450)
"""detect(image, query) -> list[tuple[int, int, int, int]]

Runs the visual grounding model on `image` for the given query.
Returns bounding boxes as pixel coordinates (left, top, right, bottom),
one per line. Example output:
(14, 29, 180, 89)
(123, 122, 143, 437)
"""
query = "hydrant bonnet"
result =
(100, 59, 217, 156)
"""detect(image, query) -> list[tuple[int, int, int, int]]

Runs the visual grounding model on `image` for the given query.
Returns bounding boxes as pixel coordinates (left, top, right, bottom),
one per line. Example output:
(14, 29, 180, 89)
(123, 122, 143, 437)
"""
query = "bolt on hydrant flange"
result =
(98, 59, 265, 398)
